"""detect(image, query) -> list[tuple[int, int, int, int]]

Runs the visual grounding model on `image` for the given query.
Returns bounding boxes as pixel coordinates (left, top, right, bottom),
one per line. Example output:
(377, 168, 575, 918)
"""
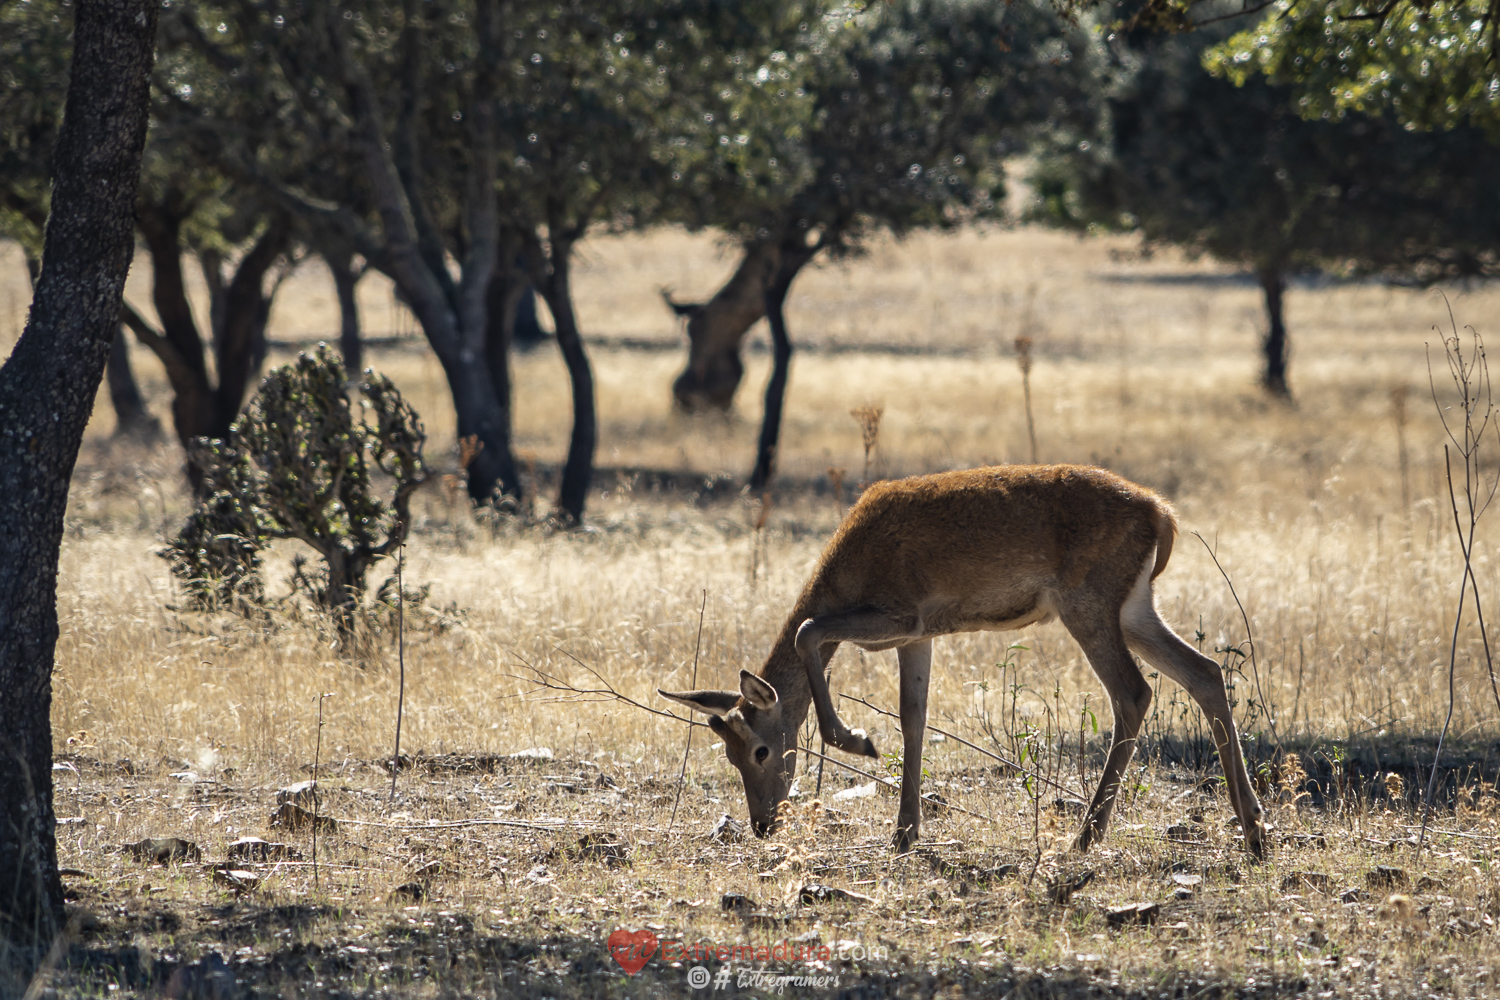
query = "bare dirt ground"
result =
(39, 740, 1500, 998)
(5, 226, 1500, 997)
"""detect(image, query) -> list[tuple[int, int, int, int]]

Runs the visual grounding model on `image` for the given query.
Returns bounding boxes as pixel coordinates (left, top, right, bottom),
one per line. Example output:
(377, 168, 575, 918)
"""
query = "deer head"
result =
(659, 670, 797, 837)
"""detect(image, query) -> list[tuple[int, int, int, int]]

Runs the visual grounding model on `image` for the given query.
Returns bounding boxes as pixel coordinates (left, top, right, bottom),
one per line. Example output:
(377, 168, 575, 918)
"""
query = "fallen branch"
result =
(333, 816, 601, 833)
(1398, 823, 1500, 842)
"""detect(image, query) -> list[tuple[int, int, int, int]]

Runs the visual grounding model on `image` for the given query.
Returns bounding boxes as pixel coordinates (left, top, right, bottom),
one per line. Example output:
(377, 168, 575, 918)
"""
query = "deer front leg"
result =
(893, 639, 933, 853)
(794, 610, 922, 758)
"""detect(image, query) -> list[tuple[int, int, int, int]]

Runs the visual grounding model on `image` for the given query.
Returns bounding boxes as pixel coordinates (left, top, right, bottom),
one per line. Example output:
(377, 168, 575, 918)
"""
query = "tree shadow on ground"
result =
(47, 907, 1331, 1000)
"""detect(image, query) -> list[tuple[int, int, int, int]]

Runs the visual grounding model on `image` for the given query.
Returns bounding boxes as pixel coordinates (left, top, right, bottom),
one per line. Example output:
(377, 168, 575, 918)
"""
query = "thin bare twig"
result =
(312, 692, 332, 890)
(1397, 824, 1500, 842)
(1193, 532, 1281, 752)
(1422, 447, 1470, 854)
(837, 693, 1075, 797)
(1425, 314, 1500, 722)
(668, 592, 708, 831)
(389, 544, 406, 805)
(1421, 310, 1500, 854)
(505, 651, 707, 728)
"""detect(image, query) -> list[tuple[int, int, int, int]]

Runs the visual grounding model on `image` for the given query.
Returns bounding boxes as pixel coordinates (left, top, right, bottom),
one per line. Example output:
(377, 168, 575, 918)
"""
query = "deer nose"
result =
(751, 818, 778, 838)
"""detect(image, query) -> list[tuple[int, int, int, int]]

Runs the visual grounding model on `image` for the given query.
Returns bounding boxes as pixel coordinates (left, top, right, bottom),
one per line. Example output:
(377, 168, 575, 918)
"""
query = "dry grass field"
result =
(4, 226, 1500, 998)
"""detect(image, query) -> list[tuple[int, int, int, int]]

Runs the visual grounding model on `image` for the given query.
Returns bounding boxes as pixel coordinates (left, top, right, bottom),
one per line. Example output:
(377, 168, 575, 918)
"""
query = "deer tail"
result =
(1150, 501, 1178, 581)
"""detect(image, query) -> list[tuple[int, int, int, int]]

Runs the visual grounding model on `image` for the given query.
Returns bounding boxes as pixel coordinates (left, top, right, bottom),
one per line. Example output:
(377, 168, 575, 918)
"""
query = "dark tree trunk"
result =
(321, 549, 368, 639)
(435, 350, 522, 505)
(1259, 267, 1290, 397)
(326, 248, 364, 375)
(199, 247, 228, 355)
(135, 204, 218, 457)
(106, 323, 161, 442)
(748, 252, 812, 492)
(0, 0, 157, 953)
(311, 0, 508, 505)
(671, 241, 779, 412)
(512, 282, 546, 347)
(537, 245, 596, 524)
(211, 220, 289, 428)
(480, 249, 527, 503)
(130, 209, 288, 490)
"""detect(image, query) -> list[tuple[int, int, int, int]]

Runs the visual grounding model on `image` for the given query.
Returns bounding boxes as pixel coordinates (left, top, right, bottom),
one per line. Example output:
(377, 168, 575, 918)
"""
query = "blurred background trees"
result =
(2, 0, 1496, 508)
(1030, 11, 1500, 396)
(661, 0, 1098, 488)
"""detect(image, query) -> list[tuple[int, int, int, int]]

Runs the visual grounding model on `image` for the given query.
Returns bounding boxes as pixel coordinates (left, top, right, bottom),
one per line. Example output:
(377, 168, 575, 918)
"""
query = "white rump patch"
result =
(1119, 552, 1158, 640)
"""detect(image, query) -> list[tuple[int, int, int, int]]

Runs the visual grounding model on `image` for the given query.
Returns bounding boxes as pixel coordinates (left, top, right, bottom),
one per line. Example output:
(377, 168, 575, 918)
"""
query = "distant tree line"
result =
(1030, 5, 1500, 396)
(3, 0, 1496, 514)
(0, 0, 1097, 518)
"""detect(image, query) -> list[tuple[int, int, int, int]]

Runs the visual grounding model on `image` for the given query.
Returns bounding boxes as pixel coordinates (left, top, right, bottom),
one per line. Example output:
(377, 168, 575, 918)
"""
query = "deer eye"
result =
(754, 746, 770, 764)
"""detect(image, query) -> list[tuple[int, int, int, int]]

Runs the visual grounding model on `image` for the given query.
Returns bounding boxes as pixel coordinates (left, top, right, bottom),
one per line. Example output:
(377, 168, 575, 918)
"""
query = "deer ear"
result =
(738, 670, 779, 711)
(658, 688, 740, 717)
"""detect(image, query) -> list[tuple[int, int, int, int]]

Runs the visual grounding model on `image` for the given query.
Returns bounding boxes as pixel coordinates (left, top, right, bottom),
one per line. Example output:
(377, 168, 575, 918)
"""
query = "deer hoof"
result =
(1244, 823, 1270, 862)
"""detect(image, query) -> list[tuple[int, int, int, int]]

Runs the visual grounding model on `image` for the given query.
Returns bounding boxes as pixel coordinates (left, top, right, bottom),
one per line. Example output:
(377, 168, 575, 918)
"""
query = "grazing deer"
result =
(661, 465, 1267, 857)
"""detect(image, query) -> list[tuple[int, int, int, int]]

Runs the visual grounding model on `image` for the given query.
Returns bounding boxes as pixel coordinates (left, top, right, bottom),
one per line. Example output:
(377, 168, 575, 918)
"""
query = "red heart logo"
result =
(607, 928, 658, 975)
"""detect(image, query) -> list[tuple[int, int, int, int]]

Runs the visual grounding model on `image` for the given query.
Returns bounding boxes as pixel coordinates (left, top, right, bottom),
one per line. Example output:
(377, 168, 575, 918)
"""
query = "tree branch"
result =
(119, 301, 185, 373)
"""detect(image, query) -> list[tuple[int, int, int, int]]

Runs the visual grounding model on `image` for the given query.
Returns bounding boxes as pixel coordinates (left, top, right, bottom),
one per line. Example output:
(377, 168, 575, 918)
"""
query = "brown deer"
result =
(660, 465, 1267, 857)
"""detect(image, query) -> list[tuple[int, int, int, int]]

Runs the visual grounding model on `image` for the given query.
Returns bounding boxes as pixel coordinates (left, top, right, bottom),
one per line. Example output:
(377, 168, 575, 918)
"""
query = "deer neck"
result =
(757, 598, 820, 734)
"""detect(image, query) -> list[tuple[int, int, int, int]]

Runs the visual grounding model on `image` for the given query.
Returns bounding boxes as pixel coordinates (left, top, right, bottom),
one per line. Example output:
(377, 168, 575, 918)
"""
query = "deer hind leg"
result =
(794, 609, 922, 758)
(1058, 598, 1152, 853)
(1120, 566, 1268, 859)
(893, 639, 933, 853)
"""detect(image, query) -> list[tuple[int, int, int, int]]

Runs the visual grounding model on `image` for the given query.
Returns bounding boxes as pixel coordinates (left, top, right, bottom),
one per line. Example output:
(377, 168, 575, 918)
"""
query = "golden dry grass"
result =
(6, 227, 1500, 997)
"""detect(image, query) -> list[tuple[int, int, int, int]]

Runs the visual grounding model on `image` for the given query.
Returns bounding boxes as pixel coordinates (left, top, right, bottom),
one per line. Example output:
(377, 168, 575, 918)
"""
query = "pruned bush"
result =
(164, 346, 427, 633)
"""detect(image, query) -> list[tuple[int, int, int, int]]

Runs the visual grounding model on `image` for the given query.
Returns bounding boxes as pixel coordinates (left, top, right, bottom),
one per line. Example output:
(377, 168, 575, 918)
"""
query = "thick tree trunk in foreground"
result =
(0, 0, 157, 952)
(106, 323, 161, 441)
(1259, 267, 1290, 397)
(748, 250, 814, 492)
(670, 241, 779, 412)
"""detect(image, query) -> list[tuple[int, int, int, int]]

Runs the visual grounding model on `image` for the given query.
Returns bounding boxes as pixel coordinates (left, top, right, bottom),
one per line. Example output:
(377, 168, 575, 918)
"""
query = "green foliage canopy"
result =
(1098, 0, 1500, 132)
(1207, 0, 1499, 132)
(0, 2, 72, 262)
(1036, 12, 1500, 278)
(671, 0, 1097, 255)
